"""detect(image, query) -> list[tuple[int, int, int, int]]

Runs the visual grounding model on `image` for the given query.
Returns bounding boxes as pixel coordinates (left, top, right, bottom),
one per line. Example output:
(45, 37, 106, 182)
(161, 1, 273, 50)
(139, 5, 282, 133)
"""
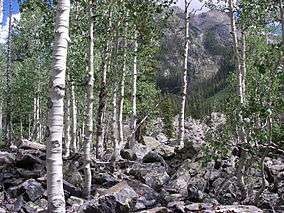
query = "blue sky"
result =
(2, 0, 20, 26)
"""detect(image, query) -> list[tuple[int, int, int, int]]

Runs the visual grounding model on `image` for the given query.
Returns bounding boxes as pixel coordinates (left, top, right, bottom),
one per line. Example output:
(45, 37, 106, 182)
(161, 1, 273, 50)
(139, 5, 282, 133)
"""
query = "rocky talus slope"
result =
(0, 114, 283, 212)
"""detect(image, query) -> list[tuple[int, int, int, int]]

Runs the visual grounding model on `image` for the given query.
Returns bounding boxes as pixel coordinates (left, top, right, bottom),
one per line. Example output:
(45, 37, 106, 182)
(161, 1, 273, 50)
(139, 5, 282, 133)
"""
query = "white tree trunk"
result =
(178, 1, 190, 149)
(241, 32, 246, 100)
(228, 0, 247, 201)
(28, 114, 31, 138)
(128, 30, 138, 149)
(20, 119, 23, 139)
(118, 15, 128, 146)
(70, 83, 77, 152)
(64, 75, 71, 158)
(46, 0, 70, 211)
(96, 8, 112, 159)
(83, 0, 95, 198)
(228, 0, 244, 104)
(111, 85, 119, 160)
(4, 0, 12, 144)
(36, 96, 41, 142)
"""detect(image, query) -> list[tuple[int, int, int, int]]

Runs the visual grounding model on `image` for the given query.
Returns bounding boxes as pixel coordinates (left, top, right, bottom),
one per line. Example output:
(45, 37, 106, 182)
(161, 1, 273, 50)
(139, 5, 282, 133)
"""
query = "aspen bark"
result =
(228, 0, 244, 104)
(118, 15, 128, 146)
(228, 0, 247, 201)
(111, 85, 119, 159)
(96, 7, 112, 159)
(46, 0, 70, 211)
(129, 29, 138, 149)
(178, 1, 190, 149)
(28, 114, 31, 138)
(241, 32, 246, 100)
(83, 0, 95, 199)
(70, 83, 77, 152)
(64, 75, 71, 158)
(36, 96, 41, 142)
(4, 0, 12, 144)
(20, 119, 23, 139)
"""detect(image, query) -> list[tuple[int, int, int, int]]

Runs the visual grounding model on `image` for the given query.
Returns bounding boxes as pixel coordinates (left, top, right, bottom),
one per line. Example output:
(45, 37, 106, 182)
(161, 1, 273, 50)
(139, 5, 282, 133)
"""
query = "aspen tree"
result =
(228, 0, 247, 201)
(96, 5, 113, 159)
(4, 0, 13, 144)
(70, 83, 77, 152)
(83, 0, 95, 198)
(118, 14, 128, 146)
(178, 0, 190, 149)
(129, 29, 138, 148)
(46, 0, 70, 211)
(64, 73, 71, 158)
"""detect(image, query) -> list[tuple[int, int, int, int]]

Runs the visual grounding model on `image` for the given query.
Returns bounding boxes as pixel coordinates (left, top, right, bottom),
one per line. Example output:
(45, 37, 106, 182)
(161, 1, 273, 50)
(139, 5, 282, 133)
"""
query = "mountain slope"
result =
(157, 7, 234, 117)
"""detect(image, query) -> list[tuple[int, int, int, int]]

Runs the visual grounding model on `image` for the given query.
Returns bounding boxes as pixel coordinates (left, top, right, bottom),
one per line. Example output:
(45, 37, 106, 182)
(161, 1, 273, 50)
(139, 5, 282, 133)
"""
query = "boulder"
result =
(81, 182, 138, 213)
(120, 149, 137, 161)
(67, 196, 84, 206)
(155, 133, 168, 144)
(100, 181, 138, 212)
(167, 201, 186, 212)
(142, 136, 175, 158)
(128, 180, 160, 211)
(23, 199, 48, 213)
(165, 159, 206, 197)
(132, 143, 152, 160)
(8, 179, 44, 202)
(129, 163, 170, 190)
(143, 136, 161, 149)
(92, 173, 119, 187)
(142, 151, 166, 165)
(22, 179, 45, 202)
(0, 152, 15, 167)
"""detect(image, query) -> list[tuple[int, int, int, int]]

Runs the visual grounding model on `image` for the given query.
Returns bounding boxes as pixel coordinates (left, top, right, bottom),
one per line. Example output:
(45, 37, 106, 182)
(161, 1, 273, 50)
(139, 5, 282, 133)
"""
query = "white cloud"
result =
(0, 12, 21, 44)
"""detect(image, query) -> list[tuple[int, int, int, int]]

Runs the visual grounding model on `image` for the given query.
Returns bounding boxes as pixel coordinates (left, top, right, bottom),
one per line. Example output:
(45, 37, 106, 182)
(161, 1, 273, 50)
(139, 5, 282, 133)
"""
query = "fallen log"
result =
(16, 139, 46, 151)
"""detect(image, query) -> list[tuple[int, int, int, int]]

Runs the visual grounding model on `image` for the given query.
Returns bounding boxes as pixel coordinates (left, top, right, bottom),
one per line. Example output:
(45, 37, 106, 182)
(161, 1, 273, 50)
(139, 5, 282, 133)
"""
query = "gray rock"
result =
(67, 196, 84, 206)
(120, 149, 137, 161)
(92, 173, 119, 187)
(8, 179, 44, 202)
(128, 180, 160, 211)
(24, 199, 47, 213)
(0, 152, 15, 167)
(155, 133, 168, 144)
(129, 163, 169, 190)
(81, 181, 138, 213)
(22, 179, 45, 202)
